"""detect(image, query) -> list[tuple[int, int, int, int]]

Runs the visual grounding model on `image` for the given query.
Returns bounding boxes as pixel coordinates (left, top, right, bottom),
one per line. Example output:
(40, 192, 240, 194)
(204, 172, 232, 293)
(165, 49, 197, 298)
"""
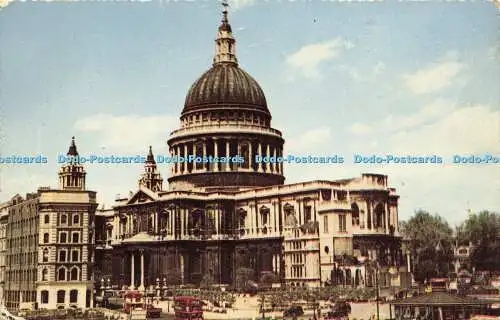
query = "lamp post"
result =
(156, 278, 160, 301)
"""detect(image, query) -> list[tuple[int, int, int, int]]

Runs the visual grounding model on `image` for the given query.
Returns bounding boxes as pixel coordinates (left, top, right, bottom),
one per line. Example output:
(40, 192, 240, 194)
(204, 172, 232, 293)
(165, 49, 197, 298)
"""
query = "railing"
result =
(170, 123, 282, 138)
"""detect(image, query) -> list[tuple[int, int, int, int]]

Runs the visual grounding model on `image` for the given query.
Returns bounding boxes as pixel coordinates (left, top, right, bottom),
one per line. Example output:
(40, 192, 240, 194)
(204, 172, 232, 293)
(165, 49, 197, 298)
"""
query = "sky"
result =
(0, 0, 498, 226)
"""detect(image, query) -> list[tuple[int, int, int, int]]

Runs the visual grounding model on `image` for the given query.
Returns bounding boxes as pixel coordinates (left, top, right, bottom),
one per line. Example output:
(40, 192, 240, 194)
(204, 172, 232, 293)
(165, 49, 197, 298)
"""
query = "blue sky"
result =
(0, 0, 498, 225)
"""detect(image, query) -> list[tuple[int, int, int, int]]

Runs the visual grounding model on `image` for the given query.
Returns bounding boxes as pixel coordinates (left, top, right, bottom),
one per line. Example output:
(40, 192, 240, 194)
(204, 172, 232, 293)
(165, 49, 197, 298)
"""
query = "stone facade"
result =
(3, 138, 97, 311)
(4, 193, 39, 310)
(93, 4, 409, 293)
(0, 202, 10, 304)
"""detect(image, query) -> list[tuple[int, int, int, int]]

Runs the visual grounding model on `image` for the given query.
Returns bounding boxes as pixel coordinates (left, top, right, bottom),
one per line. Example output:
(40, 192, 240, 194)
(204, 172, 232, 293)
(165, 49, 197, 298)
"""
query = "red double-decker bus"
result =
(174, 296, 204, 320)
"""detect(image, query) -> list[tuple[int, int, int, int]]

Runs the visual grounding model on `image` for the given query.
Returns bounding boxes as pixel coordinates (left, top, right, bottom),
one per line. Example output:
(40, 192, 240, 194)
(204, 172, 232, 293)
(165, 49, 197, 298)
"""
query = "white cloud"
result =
(286, 38, 351, 79)
(229, 0, 256, 11)
(348, 123, 373, 135)
(348, 100, 499, 154)
(335, 61, 385, 82)
(403, 55, 464, 94)
(348, 99, 455, 136)
(343, 101, 500, 222)
(384, 99, 456, 132)
(286, 126, 332, 153)
(373, 61, 386, 75)
(0, 0, 13, 9)
(74, 114, 177, 153)
(388, 103, 500, 154)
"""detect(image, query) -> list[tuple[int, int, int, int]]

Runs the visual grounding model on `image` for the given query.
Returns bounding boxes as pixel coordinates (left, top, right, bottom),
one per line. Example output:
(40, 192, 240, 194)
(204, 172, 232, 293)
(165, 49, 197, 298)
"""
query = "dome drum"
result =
(167, 4, 285, 191)
(168, 171, 285, 191)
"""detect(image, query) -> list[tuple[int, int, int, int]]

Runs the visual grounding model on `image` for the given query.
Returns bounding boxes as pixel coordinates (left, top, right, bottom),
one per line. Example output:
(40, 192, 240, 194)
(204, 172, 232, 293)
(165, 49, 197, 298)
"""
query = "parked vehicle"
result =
(123, 291, 162, 318)
(174, 296, 204, 320)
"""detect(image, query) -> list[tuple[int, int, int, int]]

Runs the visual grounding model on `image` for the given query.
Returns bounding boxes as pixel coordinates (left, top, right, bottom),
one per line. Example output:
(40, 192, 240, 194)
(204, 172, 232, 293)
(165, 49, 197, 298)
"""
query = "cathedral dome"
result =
(182, 63, 269, 115)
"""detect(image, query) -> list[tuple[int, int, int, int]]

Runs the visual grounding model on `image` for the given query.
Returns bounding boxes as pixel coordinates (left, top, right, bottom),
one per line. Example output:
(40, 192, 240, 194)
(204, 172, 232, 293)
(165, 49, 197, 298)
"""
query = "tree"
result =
(460, 211, 500, 271)
(400, 210, 454, 282)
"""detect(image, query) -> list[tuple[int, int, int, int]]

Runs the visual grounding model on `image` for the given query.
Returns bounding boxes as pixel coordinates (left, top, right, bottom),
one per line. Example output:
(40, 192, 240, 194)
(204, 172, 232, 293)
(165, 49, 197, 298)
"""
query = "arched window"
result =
(70, 267, 79, 281)
(57, 290, 65, 303)
(73, 214, 79, 225)
(61, 214, 67, 224)
(374, 203, 385, 229)
(351, 203, 360, 227)
(43, 249, 49, 262)
(44, 215, 50, 224)
(60, 233, 67, 243)
(42, 268, 48, 281)
(260, 206, 270, 226)
(43, 233, 49, 243)
(58, 268, 66, 281)
(70, 289, 78, 303)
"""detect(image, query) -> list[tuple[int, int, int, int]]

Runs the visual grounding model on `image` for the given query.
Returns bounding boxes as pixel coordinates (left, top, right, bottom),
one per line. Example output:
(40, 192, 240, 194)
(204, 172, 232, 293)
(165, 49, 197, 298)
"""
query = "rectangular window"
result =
(304, 206, 312, 222)
(339, 215, 346, 232)
(323, 216, 328, 233)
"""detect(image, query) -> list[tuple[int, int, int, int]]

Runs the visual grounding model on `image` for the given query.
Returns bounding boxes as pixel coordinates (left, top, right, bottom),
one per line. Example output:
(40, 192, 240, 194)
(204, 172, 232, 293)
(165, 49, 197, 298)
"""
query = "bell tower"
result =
(138, 146, 163, 192)
(59, 137, 86, 190)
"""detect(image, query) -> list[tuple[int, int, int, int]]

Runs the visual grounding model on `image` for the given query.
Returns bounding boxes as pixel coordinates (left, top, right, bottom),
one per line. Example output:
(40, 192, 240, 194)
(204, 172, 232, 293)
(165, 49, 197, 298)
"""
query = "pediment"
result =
(126, 187, 158, 205)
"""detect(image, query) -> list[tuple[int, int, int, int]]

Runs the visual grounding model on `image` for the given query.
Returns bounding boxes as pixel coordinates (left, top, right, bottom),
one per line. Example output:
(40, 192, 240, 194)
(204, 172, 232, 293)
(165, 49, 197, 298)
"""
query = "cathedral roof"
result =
(181, 1, 269, 116)
(183, 63, 269, 115)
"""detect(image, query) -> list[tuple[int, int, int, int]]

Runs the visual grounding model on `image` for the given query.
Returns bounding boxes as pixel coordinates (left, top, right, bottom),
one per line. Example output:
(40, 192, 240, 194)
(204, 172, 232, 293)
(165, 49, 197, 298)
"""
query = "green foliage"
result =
(459, 211, 500, 271)
(401, 210, 454, 282)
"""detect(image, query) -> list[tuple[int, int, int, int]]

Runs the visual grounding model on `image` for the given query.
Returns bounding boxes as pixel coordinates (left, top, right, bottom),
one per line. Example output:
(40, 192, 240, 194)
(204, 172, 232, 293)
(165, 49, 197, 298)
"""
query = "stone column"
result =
(385, 203, 390, 234)
(183, 144, 188, 174)
(180, 208, 184, 237)
(202, 141, 207, 171)
(248, 141, 253, 170)
(257, 143, 263, 172)
(406, 252, 411, 273)
(280, 149, 284, 174)
(176, 146, 181, 174)
(266, 144, 270, 172)
(173, 208, 178, 239)
(130, 252, 135, 289)
(215, 207, 219, 235)
(139, 250, 145, 291)
(272, 147, 277, 173)
(213, 139, 219, 172)
(192, 143, 197, 172)
(154, 212, 159, 235)
(225, 140, 230, 171)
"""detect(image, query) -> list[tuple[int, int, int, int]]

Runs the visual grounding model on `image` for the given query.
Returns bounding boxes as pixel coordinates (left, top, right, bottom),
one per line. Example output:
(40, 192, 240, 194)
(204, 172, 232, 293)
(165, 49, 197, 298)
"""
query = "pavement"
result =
(150, 296, 392, 320)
